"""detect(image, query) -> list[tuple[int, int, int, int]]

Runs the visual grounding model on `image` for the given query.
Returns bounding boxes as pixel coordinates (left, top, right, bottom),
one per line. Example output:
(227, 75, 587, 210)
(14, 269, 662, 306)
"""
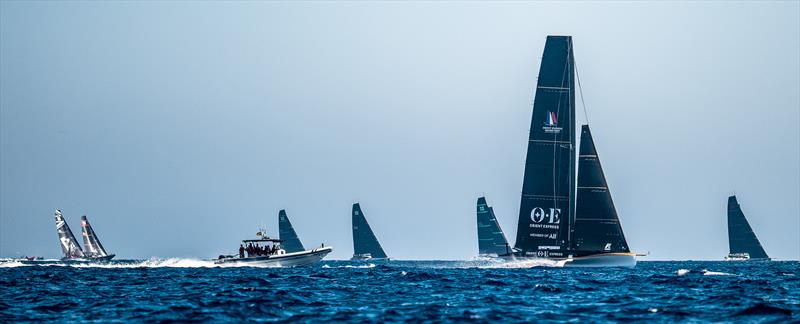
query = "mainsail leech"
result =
(727, 196, 769, 259)
(54, 209, 85, 259)
(477, 197, 511, 256)
(352, 203, 388, 259)
(278, 210, 305, 253)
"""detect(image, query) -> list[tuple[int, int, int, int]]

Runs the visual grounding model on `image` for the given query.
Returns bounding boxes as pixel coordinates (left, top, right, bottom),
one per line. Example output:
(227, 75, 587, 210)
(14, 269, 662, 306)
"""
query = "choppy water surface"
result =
(1, 260, 797, 322)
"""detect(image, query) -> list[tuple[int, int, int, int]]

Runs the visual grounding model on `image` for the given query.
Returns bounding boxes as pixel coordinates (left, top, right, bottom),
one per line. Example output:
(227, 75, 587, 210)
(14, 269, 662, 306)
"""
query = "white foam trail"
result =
(701, 269, 735, 276)
(0, 258, 287, 269)
(0, 261, 25, 268)
(322, 263, 376, 269)
(473, 258, 567, 269)
(676, 269, 690, 276)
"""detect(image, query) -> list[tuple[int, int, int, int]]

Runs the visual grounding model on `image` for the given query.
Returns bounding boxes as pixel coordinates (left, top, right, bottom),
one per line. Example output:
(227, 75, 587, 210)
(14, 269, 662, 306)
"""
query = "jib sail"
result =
(727, 195, 769, 259)
(572, 125, 629, 253)
(54, 209, 85, 259)
(514, 35, 576, 256)
(351, 203, 388, 259)
(477, 197, 510, 256)
(278, 209, 305, 253)
(80, 215, 109, 258)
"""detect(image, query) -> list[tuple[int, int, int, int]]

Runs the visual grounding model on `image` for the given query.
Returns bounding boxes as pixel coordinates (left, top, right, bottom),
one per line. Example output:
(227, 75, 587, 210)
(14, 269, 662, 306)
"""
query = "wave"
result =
(676, 269, 690, 276)
(0, 258, 287, 269)
(701, 269, 735, 276)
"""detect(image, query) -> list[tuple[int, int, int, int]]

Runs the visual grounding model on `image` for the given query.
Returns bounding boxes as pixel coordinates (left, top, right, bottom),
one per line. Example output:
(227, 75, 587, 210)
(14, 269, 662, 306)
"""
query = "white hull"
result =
(504, 252, 637, 268)
(215, 246, 332, 267)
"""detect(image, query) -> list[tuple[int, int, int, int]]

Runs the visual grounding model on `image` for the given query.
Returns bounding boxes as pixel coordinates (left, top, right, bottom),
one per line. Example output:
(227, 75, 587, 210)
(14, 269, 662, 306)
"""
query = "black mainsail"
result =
(572, 125, 629, 253)
(477, 197, 511, 256)
(278, 209, 305, 253)
(514, 35, 576, 258)
(351, 203, 388, 259)
(80, 215, 109, 258)
(727, 195, 769, 259)
(54, 209, 85, 259)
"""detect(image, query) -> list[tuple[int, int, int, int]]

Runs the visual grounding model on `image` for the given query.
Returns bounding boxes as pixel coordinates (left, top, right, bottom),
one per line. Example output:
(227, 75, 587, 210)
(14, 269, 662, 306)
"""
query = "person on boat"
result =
(239, 244, 245, 258)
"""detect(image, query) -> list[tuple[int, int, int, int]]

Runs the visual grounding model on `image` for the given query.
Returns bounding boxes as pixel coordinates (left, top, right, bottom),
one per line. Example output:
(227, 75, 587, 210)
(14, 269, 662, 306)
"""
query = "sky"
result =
(1, 1, 798, 261)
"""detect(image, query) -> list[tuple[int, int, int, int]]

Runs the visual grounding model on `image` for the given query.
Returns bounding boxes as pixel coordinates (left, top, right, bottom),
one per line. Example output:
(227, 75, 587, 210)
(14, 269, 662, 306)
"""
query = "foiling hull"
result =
(215, 247, 332, 267)
(503, 252, 637, 268)
(350, 256, 389, 262)
(19, 254, 116, 265)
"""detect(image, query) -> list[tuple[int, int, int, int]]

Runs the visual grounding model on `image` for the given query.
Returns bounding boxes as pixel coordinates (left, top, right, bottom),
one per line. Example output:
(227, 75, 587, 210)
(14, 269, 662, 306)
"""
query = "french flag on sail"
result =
(546, 111, 558, 126)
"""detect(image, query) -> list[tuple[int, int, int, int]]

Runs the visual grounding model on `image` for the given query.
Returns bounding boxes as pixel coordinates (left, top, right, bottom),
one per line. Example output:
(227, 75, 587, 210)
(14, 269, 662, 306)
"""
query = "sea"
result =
(1, 259, 797, 322)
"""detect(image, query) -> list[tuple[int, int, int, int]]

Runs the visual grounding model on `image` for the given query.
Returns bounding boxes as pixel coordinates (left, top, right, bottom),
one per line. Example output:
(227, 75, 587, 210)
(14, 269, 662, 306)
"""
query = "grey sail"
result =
(514, 35, 576, 257)
(727, 196, 769, 259)
(278, 209, 305, 253)
(80, 215, 109, 258)
(477, 197, 511, 256)
(351, 203, 388, 259)
(572, 125, 629, 253)
(54, 209, 85, 259)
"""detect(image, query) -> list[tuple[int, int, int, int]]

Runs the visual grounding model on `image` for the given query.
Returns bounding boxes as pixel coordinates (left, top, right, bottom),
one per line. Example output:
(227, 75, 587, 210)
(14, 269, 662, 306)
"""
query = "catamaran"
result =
(724, 195, 770, 261)
(214, 210, 332, 266)
(509, 35, 639, 267)
(351, 203, 389, 261)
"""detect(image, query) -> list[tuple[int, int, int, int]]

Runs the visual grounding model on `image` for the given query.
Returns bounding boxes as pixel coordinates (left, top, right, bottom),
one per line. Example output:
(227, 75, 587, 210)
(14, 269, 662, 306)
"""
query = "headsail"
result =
(727, 196, 769, 259)
(352, 203, 388, 259)
(278, 209, 305, 253)
(54, 209, 85, 259)
(514, 35, 576, 257)
(572, 125, 629, 253)
(80, 215, 109, 258)
(477, 197, 511, 256)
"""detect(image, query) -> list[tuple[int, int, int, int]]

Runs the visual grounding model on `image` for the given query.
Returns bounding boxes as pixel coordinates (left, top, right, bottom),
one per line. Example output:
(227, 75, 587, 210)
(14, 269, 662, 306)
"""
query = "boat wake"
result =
(0, 258, 288, 268)
(322, 263, 377, 269)
(461, 257, 567, 268)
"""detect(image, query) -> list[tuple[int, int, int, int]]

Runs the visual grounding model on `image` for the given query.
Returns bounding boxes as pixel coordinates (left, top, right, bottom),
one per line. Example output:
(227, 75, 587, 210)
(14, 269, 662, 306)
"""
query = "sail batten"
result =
(278, 210, 305, 253)
(351, 203, 388, 259)
(727, 196, 769, 259)
(54, 210, 85, 259)
(514, 35, 576, 257)
(477, 197, 511, 256)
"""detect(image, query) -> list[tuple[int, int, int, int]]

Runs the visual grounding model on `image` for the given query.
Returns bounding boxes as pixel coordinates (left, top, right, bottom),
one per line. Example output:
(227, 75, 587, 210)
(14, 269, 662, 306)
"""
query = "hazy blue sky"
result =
(1, 1, 798, 260)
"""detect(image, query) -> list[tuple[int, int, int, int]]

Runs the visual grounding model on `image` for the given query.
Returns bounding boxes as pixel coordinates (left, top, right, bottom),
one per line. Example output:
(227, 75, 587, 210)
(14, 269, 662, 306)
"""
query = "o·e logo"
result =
(531, 207, 561, 224)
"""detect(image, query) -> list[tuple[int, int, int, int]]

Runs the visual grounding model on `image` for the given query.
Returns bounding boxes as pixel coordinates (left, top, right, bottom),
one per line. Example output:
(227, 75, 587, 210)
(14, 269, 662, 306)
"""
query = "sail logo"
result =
(531, 207, 561, 224)
(542, 111, 562, 134)
(546, 111, 558, 126)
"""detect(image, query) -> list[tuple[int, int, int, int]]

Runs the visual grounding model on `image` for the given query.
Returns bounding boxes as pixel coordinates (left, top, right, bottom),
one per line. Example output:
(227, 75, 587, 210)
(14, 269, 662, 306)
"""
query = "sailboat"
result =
(46, 209, 115, 263)
(725, 195, 770, 261)
(476, 197, 512, 257)
(214, 210, 332, 266)
(351, 203, 389, 261)
(512, 35, 638, 267)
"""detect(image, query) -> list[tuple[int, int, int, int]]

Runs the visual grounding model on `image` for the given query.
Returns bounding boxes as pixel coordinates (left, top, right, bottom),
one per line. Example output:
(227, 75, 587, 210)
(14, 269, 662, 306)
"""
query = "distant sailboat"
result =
(476, 197, 511, 257)
(80, 215, 115, 261)
(278, 209, 306, 253)
(725, 195, 770, 261)
(512, 35, 637, 267)
(54, 209, 85, 260)
(53, 210, 115, 262)
(351, 203, 388, 261)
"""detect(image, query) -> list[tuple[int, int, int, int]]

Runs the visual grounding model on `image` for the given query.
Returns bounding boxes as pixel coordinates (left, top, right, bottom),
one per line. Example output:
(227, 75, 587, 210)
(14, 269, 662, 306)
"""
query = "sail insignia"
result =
(278, 210, 305, 253)
(54, 209, 85, 259)
(476, 197, 511, 256)
(572, 125, 630, 253)
(727, 196, 769, 259)
(351, 203, 388, 259)
(80, 215, 109, 258)
(514, 35, 576, 257)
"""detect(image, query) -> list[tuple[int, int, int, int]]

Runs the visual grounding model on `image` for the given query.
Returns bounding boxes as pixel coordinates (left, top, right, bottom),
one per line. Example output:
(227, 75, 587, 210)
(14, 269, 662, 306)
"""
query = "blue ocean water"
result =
(1, 260, 797, 322)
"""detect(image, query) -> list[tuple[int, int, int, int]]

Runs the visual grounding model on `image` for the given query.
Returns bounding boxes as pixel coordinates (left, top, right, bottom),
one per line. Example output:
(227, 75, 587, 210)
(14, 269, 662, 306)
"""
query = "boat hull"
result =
(19, 254, 117, 265)
(499, 252, 637, 268)
(215, 246, 332, 267)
